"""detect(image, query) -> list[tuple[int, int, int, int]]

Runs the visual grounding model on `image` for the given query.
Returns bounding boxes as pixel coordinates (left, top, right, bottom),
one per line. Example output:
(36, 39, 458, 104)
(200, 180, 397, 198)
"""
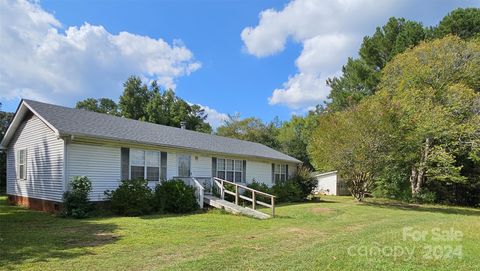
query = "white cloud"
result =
(198, 104, 229, 129)
(0, 0, 201, 105)
(269, 34, 355, 108)
(269, 72, 331, 109)
(241, 0, 408, 109)
(295, 34, 354, 74)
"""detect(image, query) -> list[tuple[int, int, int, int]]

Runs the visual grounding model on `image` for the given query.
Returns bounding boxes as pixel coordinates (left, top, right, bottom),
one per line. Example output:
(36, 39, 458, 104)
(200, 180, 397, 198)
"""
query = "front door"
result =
(177, 154, 191, 177)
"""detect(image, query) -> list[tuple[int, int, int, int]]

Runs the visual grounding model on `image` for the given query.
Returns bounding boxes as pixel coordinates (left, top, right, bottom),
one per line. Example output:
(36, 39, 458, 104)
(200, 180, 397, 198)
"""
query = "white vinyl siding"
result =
(246, 160, 273, 186)
(64, 140, 299, 200)
(6, 115, 64, 202)
(191, 155, 211, 178)
(317, 173, 337, 195)
(67, 143, 121, 201)
(166, 152, 177, 179)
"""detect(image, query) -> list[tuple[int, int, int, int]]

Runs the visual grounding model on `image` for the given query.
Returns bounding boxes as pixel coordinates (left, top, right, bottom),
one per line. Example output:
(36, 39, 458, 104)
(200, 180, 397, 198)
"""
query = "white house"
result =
(313, 171, 349, 196)
(1, 99, 301, 212)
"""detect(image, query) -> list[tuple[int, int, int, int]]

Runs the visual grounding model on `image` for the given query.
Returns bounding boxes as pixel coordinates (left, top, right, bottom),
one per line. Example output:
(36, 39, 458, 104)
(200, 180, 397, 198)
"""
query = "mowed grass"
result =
(1, 195, 479, 271)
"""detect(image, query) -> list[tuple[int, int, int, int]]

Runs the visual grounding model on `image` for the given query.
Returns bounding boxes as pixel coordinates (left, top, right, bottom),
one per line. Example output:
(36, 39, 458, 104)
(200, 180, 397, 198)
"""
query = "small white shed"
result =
(313, 171, 349, 196)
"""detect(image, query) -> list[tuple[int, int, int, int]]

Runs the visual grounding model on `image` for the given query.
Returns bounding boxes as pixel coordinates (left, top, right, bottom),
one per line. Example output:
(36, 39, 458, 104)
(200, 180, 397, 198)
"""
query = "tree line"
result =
(217, 8, 480, 206)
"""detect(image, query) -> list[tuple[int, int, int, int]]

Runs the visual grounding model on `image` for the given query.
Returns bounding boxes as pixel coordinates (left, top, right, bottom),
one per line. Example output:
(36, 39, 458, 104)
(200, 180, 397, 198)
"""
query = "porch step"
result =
(204, 195, 271, 219)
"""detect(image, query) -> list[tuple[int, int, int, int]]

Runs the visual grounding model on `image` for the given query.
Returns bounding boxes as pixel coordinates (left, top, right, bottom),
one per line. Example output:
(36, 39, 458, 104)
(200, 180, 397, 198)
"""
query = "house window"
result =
(131, 149, 145, 180)
(160, 152, 167, 180)
(146, 151, 160, 181)
(216, 158, 243, 182)
(274, 164, 287, 183)
(130, 149, 162, 181)
(17, 149, 27, 180)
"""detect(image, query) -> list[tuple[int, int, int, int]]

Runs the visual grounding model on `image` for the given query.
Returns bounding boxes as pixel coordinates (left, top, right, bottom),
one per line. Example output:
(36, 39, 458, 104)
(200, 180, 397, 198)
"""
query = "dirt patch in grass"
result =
(344, 224, 367, 233)
(281, 227, 312, 238)
(311, 207, 332, 214)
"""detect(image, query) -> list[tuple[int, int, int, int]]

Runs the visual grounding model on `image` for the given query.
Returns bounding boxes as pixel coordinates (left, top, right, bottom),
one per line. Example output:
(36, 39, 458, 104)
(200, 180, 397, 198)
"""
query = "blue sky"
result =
(1, 0, 479, 128)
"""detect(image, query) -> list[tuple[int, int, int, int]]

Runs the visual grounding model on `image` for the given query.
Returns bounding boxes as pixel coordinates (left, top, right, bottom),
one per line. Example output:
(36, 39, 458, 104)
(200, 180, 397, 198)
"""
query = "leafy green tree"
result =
(377, 36, 480, 199)
(277, 109, 321, 169)
(432, 8, 480, 39)
(326, 58, 378, 111)
(78, 76, 212, 133)
(360, 17, 426, 70)
(327, 17, 426, 111)
(76, 98, 119, 115)
(309, 102, 389, 201)
(310, 36, 480, 204)
(277, 116, 310, 167)
(327, 8, 480, 112)
(144, 87, 212, 133)
(119, 76, 150, 120)
(185, 104, 212, 133)
(216, 114, 279, 149)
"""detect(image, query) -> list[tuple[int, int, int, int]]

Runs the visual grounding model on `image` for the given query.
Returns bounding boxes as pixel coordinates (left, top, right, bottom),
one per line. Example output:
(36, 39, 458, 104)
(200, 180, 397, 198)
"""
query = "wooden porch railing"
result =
(213, 177, 276, 217)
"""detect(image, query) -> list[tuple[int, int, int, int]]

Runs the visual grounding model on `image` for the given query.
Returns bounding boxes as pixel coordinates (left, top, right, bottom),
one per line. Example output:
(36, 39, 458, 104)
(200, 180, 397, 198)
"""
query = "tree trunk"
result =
(349, 171, 371, 202)
(410, 137, 430, 198)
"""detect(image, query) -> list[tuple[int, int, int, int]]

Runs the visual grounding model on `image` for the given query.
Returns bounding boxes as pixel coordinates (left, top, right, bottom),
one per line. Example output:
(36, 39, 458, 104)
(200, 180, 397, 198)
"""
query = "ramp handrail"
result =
(213, 177, 275, 217)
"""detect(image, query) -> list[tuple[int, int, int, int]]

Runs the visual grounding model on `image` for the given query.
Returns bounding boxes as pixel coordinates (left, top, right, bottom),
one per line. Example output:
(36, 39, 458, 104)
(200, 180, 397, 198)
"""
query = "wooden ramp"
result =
(204, 195, 271, 219)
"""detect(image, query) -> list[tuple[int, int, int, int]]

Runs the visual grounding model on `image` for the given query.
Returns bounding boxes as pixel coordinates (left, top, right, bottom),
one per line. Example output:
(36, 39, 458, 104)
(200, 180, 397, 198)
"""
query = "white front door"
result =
(177, 154, 191, 177)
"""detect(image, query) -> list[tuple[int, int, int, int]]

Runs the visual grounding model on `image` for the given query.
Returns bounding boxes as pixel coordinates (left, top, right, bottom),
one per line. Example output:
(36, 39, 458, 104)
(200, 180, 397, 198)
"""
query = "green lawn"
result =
(1, 195, 479, 271)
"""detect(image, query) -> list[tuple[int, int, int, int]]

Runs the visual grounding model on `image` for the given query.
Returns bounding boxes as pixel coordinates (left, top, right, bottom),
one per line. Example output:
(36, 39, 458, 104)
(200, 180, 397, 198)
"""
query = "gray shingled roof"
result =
(24, 99, 301, 163)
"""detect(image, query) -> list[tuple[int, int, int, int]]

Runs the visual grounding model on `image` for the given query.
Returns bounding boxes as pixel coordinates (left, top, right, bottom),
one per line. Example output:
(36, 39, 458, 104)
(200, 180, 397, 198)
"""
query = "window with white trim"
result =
(130, 149, 164, 181)
(216, 158, 243, 182)
(274, 164, 287, 183)
(17, 149, 27, 180)
(146, 151, 160, 181)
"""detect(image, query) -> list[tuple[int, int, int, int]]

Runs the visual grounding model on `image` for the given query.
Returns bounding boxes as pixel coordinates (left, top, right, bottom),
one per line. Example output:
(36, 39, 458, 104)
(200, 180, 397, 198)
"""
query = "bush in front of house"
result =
(154, 179, 198, 213)
(243, 181, 273, 206)
(271, 179, 304, 202)
(246, 181, 271, 195)
(104, 178, 154, 216)
(291, 166, 317, 198)
(62, 176, 93, 218)
(272, 167, 316, 203)
(212, 181, 236, 202)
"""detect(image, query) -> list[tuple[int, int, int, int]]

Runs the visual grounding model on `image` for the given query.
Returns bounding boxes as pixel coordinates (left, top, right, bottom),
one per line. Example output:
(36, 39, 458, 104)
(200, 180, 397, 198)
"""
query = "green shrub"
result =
(413, 190, 437, 204)
(212, 182, 237, 202)
(246, 181, 271, 194)
(271, 167, 316, 203)
(154, 179, 198, 213)
(244, 181, 271, 202)
(62, 176, 93, 218)
(104, 178, 153, 216)
(272, 179, 304, 202)
(291, 167, 317, 198)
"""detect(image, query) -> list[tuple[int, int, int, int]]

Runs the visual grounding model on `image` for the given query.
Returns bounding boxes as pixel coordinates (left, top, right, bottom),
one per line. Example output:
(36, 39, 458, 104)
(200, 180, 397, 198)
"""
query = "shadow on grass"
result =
(139, 209, 207, 220)
(0, 197, 119, 268)
(362, 200, 480, 217)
